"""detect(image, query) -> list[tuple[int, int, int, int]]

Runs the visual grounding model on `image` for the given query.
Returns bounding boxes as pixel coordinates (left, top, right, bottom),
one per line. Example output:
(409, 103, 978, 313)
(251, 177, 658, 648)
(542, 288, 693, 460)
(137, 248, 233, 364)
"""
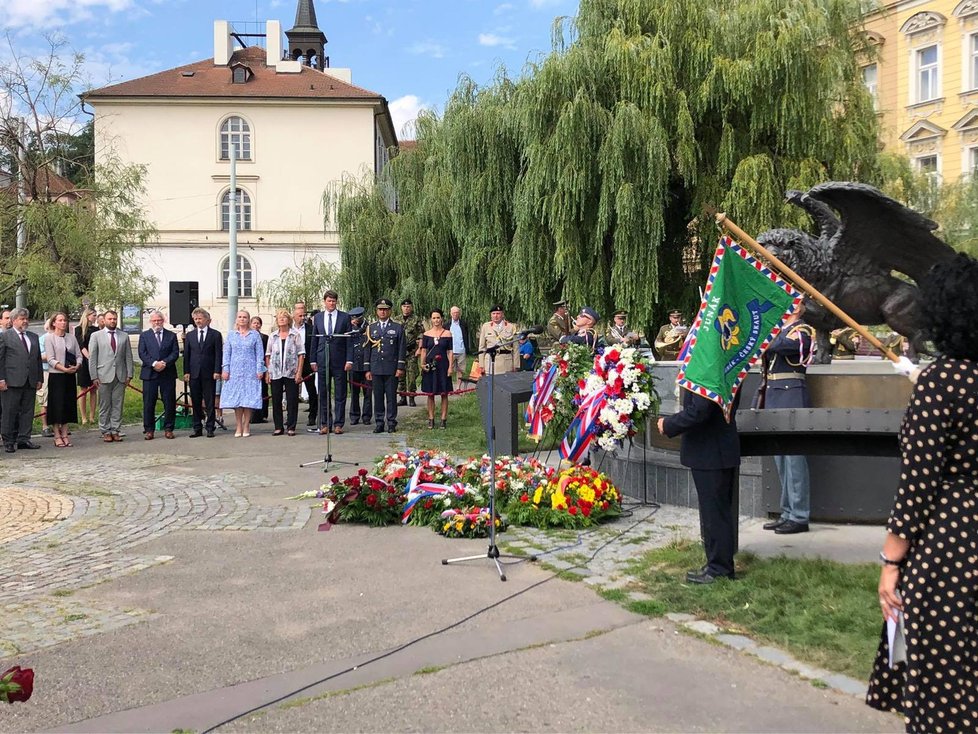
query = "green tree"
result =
(0, 34, 157, 314)
(331, 0, 882, 329)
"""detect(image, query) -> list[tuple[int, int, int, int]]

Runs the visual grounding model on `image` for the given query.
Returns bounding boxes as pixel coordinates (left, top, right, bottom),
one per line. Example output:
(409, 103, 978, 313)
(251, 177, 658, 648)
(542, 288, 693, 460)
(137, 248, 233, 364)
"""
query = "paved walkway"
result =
(0, 414, 899, 733)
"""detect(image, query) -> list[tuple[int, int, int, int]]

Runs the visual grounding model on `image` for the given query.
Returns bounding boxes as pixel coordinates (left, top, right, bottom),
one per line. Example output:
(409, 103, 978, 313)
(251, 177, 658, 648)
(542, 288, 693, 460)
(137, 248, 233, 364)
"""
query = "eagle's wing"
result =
(806, 181, 956, 281)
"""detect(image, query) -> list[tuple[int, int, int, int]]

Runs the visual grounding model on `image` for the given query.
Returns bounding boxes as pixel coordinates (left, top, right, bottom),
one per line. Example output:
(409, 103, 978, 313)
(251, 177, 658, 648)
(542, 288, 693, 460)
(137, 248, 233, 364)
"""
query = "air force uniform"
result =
(364, 299, 406, 432)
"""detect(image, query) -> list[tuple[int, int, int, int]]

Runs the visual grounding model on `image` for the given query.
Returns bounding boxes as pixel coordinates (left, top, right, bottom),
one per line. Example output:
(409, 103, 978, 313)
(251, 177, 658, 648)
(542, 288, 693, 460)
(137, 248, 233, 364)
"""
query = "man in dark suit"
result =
(310, 289, 353, 435)
(138, 310, 179, 440)
(658, 389, 740, 584)
(0, 307, 44, 452)
(293, 302, 317, 428)
(182, 307, 222, 438)
(364, 298, 406, 434)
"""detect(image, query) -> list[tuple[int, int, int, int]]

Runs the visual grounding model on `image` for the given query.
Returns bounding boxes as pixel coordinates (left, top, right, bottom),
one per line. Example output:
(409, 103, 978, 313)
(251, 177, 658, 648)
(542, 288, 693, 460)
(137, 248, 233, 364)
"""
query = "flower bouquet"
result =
(437, 507, 507, 539)
(504, 465, 622, 529)
(582, 346, 659, 452)
(318, 469, 404, 528)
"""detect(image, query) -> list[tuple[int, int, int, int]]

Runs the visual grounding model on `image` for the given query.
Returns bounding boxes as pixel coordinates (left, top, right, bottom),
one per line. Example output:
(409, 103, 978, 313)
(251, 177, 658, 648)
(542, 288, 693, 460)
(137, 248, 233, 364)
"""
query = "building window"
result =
(862, 64, 878, 109)
(971, 34, 978, 91)
(916, 45, 939, 102)
(220, 255, 254, 299)
(220, 188, 252, 231)
(220, 116, 251, 160)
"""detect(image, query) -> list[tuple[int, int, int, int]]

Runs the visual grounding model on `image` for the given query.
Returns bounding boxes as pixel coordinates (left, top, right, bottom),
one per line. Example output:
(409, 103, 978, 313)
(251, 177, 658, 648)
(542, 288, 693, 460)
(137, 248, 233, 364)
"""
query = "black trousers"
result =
(372, 373, 397, 428)
(1, 384, 35, 445)
(349, 370, 371, 422)
(690, 468, 737, 577)
(188, 376, 217, 433)
(143, 377, 176, 432)
(318, 365, 348, 429)
(270, 377, 300, 431)
(303, 362, 318, 424)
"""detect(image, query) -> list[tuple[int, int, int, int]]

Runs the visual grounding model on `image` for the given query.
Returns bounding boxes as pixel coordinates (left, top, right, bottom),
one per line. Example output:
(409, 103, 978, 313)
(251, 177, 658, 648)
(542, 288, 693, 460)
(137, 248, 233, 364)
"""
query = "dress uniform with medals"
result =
(758, 304, 815, 535)
(364, 298, 406, 433)
(560, 306, 602, 353)
(478, 305, 518, 374)
(394, 299, 425, 407)
(654, 309, 687, 361)
(543, 300, 573, 351)
(606, 309, 640, 347)
(347, 307, 372, 425)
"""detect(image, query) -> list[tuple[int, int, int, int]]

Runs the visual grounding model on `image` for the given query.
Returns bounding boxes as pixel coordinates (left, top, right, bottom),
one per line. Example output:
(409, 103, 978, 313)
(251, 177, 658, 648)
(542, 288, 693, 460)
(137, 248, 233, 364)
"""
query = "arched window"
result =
(220, 116, 251, 160)
(220, 188, 252, 231)
(220, 254, 254, 298)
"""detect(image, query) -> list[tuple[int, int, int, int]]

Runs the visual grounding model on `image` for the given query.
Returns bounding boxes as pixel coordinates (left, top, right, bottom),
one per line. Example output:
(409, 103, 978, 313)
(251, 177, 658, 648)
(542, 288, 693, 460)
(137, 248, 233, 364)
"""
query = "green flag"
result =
(677, 236, 801, 414)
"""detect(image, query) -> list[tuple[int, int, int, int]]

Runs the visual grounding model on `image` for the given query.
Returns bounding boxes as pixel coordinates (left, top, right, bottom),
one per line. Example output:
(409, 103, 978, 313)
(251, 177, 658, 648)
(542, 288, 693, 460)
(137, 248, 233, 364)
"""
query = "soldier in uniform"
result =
(560, 306, 602, 353)
(346, 306, 372, 426)
(829, 327, 860, 360)
(606, 309, 641, 347)
(653, 309, 687, 361)
(394, 298, 424, 407)
(478, 305, 518, 374)
(758, 301, 815, 535)
(543, 299, 573, 352)
(364, 299, 406, 433)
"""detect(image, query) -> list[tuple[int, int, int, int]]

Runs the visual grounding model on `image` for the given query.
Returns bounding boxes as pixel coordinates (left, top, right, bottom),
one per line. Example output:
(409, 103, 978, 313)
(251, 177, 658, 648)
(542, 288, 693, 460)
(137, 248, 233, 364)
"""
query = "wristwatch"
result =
(879, 551, 904, 567)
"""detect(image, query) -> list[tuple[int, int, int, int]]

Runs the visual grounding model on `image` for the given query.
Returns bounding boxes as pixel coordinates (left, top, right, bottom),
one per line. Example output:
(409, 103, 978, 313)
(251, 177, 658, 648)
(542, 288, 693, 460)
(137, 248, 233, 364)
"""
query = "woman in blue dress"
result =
(221, 310, 266, 437)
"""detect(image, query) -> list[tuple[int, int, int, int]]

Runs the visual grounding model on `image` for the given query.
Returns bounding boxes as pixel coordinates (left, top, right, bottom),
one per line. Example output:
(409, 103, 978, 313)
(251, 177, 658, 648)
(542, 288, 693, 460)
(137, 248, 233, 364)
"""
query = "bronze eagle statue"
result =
(756, 182, 957, 363)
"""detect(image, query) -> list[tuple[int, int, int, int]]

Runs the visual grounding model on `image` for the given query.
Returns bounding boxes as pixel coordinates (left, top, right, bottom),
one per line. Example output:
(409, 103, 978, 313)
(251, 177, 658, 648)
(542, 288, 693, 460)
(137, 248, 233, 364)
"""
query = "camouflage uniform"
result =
(394, 309, 425, 405)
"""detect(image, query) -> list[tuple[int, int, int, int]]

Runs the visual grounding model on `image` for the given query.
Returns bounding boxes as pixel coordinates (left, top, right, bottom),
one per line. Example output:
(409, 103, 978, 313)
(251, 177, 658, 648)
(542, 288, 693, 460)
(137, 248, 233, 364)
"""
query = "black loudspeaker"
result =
(169, 281, 199, 326)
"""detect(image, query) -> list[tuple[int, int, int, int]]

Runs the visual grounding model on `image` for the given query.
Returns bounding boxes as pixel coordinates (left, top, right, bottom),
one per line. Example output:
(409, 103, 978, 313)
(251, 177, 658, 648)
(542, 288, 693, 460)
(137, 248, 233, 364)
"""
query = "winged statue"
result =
(755, 182, 957, 363)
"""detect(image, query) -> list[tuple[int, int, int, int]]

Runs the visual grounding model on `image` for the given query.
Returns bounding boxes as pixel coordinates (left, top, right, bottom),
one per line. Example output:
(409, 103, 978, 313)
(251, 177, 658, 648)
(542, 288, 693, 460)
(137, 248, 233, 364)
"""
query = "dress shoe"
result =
(686, 569, 735, 585)
(333, 426, 344, 435)
(164, 430, 175, 439)
(408, 397, 417, 407)
(372, 425, 385, 434)
(189, 431, 203, 438)
(775, 520, 810, 535)
(206, 430, 215, 438)
(5, 445, 15, 453)
(763, 518, 787, 531)
(144, 432, 154, 440)
(17, 441, 41, 450)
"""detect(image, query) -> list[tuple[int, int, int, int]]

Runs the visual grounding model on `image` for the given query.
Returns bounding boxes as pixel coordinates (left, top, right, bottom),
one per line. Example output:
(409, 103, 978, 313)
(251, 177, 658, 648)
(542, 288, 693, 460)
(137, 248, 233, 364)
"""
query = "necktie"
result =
(110, 331, 117, 353)
(20, 331, 29, 353)
(328, 312, 334, 336)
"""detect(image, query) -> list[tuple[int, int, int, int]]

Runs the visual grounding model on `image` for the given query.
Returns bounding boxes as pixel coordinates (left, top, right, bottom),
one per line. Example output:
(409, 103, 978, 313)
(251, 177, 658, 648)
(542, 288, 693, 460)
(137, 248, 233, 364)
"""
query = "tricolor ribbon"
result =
(559, 386, 608, 463)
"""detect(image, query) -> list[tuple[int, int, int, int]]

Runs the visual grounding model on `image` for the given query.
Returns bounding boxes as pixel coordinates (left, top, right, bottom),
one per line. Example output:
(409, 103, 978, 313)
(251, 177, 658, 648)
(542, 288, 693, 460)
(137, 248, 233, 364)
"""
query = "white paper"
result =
(887, 612, 907, 668)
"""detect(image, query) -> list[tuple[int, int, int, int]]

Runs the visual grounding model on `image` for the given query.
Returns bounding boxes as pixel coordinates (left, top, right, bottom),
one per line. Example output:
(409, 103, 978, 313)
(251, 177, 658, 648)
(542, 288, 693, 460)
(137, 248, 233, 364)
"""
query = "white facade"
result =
(88, 20, 396, 331)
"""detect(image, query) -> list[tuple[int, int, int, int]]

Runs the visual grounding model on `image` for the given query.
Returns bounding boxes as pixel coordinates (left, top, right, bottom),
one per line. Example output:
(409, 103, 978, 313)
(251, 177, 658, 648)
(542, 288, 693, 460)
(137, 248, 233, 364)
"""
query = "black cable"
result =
(202, 502, 662, 733)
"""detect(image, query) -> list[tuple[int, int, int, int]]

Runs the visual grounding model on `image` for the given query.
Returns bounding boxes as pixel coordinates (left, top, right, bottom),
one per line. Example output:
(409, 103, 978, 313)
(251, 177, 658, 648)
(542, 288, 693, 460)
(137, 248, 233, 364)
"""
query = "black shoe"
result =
(206, 430, 216, 438)
(373, 425, 385, 434)
(775, 520, 810, 535)
(387, 425, 396, 433)
(396, 398, 407, 407)
(189, 431, 203, 438)
(763, 518, 787, 531)
(17, 441, 41, 450)
(4, 445, 15, 453)
(686, 569, 735, 585)
(408, 397, 417, 407)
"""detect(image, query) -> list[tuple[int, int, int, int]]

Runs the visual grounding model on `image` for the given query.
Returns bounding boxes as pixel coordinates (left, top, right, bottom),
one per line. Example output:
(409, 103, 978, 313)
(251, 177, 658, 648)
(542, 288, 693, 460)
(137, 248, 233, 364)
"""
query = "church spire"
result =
(286, 0, 328, 68)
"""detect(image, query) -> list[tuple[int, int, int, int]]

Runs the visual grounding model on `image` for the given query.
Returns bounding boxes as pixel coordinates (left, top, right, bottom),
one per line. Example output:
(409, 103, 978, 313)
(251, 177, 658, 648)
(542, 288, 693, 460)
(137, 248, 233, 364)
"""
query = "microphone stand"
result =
(442, 334, 535, 581)
(299, 330, 358, 472)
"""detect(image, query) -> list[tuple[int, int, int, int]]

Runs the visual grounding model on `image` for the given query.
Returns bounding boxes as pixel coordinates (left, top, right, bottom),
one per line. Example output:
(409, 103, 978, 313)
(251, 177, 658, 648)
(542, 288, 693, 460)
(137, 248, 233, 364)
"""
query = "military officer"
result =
(394, 298, 424, 407)
(758, 301, 815, 535)
(347, 306, 372, 426)
(364, 299, 406, 433)
(653, 309, 687, 361)
(478, 305, 518, 374)
(606, 309, 640, 347)
(543, 299, 573, 351)
(560, 306, 602, 352)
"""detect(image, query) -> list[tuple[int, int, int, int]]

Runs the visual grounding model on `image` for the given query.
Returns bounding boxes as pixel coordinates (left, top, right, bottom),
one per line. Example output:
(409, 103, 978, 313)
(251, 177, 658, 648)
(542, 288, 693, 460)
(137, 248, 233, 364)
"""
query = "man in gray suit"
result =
(0, 307, 44, 452)
(88, 309, 134, 442)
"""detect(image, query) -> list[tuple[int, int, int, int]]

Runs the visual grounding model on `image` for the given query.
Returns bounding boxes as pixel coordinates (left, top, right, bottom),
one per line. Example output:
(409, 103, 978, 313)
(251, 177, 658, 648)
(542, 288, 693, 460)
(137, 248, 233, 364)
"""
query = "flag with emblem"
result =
(677, 236, 802, 415)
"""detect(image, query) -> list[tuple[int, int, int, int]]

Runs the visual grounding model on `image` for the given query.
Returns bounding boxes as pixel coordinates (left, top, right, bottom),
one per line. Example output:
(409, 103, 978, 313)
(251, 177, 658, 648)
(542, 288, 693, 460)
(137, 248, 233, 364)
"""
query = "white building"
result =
(85, 0, 397, 330)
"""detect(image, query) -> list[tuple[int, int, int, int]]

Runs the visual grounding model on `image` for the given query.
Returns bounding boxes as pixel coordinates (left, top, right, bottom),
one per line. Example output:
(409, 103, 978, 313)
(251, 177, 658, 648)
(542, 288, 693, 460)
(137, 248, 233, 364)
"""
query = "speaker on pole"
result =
(169, 281, 199, 326)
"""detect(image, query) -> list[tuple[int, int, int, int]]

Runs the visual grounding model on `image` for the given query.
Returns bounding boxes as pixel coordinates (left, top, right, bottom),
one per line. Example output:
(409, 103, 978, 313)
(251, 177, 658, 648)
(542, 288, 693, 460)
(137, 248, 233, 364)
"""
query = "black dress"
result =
(74, 324, 94, 389)
(420, 333, 453, 396)
(866, 359, 978, 732)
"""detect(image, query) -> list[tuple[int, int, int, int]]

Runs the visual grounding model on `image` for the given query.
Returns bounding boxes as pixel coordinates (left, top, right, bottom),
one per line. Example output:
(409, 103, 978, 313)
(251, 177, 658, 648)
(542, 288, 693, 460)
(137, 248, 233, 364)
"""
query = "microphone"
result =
(518, 325, 545, 338)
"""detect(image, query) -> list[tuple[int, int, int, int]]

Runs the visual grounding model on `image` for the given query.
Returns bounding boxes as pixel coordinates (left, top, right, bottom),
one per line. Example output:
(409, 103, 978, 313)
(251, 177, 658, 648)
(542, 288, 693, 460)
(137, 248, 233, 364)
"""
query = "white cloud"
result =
(478, 33, 515, 49)
(407, 41, 447, 59)
(388, 94, 429, 141)
(0, 0, 136, 29)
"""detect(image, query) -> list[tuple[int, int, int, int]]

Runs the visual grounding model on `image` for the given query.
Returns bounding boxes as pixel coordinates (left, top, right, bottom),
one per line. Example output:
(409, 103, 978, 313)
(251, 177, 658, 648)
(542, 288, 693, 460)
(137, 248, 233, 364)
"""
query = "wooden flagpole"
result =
(713, 211, 901, 364)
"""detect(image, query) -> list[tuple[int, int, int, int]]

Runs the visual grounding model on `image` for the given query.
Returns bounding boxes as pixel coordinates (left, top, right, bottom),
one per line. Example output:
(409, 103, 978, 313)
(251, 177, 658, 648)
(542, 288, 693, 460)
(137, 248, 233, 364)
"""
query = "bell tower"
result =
(285, 0, 328, 68)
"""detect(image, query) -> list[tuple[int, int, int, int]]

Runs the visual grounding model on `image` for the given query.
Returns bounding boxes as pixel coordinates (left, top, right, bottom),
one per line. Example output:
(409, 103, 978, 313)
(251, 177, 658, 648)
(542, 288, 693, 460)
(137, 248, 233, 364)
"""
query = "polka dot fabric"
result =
(866, 359, 978, 732)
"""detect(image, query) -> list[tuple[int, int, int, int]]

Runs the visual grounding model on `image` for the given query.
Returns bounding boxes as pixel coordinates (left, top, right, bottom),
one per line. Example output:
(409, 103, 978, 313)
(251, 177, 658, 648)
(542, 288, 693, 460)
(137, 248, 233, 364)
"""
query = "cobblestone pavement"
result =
(0, 453, 310, 658)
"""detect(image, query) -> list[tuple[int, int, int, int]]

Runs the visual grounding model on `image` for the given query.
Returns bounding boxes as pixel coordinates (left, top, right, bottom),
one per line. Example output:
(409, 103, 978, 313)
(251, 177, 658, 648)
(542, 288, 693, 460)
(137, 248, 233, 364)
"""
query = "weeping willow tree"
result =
(331, 0, 882, 329)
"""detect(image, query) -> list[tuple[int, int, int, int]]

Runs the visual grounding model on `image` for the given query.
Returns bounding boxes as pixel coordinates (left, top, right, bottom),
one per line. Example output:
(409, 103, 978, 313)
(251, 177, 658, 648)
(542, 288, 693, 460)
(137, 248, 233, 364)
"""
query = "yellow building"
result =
(862, 0, 978, 181)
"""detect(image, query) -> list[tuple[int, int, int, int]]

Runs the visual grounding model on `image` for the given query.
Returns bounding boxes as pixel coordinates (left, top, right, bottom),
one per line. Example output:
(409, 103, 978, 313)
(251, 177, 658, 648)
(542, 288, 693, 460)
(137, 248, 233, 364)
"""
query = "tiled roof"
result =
(85, 46, 383, 101)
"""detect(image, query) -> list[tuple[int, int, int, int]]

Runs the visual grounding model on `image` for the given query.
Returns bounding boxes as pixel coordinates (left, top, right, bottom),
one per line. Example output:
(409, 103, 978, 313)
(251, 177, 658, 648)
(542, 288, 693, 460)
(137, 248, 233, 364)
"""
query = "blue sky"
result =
(1, 0, 580, 137)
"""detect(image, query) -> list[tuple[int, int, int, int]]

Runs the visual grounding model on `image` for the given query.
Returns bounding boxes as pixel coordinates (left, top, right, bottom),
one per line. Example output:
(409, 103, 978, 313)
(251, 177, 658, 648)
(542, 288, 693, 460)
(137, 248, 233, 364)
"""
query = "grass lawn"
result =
(618, 539, 882, 681)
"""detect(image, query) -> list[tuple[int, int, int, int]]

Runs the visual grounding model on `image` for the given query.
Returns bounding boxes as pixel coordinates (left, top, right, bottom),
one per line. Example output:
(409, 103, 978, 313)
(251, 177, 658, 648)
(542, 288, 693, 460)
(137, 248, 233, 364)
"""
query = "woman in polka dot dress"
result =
(866, 253, 978, 733)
